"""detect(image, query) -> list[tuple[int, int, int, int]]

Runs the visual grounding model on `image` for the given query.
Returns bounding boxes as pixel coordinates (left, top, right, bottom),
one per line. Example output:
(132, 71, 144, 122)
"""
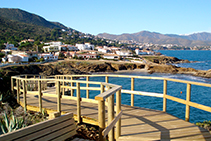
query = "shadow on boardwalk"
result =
(21, 95, 211, 141)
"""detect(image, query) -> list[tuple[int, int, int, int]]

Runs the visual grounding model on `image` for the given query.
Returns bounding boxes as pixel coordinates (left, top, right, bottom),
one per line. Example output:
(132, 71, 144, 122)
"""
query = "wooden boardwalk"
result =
(21, 94, 211, 141)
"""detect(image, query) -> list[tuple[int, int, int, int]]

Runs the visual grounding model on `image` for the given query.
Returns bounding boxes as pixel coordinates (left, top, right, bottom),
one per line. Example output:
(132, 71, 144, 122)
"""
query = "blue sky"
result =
(1, 0, 211, 35)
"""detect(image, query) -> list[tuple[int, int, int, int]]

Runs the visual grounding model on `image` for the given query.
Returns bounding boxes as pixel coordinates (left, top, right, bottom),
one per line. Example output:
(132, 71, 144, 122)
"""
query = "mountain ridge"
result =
(97, 31, 211, 47)
(0, 8, 69, 30)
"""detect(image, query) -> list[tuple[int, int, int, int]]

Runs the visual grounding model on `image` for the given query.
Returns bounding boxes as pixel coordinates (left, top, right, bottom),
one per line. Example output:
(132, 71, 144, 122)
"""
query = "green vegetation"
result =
(196, 121, 211, 131)
(0, 8, 67, 30)
(0, 8, 127, 51)
(0, 111, 25, 133)
(0, 92, 48, 134)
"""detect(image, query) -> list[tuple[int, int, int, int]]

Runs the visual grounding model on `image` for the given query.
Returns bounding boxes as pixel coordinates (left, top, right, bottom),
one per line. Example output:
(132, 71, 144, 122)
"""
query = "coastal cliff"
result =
(1, 59, 211, 95)
(147, 64, 211, 78)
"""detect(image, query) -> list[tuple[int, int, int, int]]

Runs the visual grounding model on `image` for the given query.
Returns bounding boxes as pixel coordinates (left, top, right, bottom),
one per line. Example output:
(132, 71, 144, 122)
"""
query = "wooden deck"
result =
(20, 94, 211, 141)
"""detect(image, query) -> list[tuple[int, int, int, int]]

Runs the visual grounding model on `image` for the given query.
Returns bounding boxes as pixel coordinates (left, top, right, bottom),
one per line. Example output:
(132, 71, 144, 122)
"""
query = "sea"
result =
(78, 50, 211, 123)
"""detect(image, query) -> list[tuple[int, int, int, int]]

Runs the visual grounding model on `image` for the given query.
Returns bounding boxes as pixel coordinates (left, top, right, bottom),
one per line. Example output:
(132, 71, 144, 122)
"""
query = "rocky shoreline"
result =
(0, 58, 211, 79)
(0, 57, 211, 94)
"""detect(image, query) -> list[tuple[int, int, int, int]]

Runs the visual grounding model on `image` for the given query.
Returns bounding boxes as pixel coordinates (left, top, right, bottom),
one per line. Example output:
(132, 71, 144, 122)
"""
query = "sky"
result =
(1, 0, 211, 35)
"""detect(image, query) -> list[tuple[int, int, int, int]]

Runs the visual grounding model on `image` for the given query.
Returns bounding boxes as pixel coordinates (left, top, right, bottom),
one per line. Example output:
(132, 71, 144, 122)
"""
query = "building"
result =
(75, 43, 94, 51)
(116, 50, 133, 57)
(76, 53, 97, 59)
(38, 53, 58, 61)
(135, 49, 147, 55)
(43, 41, 63, 52)
(103, 54, 119, 60)
(7, 54, 29, 63)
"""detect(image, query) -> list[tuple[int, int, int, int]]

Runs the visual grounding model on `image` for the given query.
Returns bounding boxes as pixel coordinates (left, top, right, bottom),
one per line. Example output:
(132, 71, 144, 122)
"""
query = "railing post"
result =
(56, 80, 61, 113)
(25, 75, 28, 92)
(105, 76, 108, 83)
(33, 75, 36, 90)
(108, 94, 114, 141)
(131, 77, 134, 106)
(38, 80, 42, 112)
(116, 89, 121, 139)
(99, 83, 105, 141)
(11, 77, 14, 94)
(185, 83, 191, 122)
(16, 79, 20, 103)
(86, 76, 89, 98)
(23, 80, 27, 112)
(71, 76, 74, 96)
(77, 82, 81, 123)
(62, 76, 65, 95)
(163, 79, 167, 112)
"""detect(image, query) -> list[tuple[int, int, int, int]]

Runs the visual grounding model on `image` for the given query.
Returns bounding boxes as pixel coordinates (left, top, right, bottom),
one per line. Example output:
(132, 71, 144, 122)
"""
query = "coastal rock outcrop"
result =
(144, 56, 190, 64)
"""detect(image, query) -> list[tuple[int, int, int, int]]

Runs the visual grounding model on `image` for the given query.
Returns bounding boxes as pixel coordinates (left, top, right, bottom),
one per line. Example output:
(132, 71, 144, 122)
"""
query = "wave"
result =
(161, 74, 208, 83)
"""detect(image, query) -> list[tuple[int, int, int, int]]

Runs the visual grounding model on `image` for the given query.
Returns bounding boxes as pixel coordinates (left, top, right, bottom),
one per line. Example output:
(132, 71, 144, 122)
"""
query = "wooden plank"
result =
(16, 79, 20, 103)
(121, 90, 163, 97)
(42, 93, 57, 98)
(163, 79, 167, 112)
(0, 113, 73, 140)
(185, 83, 191, 121)
(95, 86, 122, 101)
(27, 91, 38, 95)
(165, 95, 186, 105)
(15, 119, 75, 141)
(108, 94, 114, 141)
(38, 80, 42, 112)
(56, 81, 61, 113)
(34, 123, 76, 141)
(188, 101, 211, 113)
(23, 80, 27, 112)
(61, 86, 100, 91)
(131, 77, 134, 107)
(165, 93, 211, 113)
(103, 110, 123, 138)
(62, 95, 98, 104)
(98, 100, 106, 141)
(116, 90, 121, 139)
(86, 76, 89, 98)
(77, 82, 81, 123)
(51, 129, 76, 141)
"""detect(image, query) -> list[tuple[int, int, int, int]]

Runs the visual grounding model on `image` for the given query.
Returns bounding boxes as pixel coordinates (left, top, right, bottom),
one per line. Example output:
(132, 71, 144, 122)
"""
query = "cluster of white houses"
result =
(1, 41, 155, 63)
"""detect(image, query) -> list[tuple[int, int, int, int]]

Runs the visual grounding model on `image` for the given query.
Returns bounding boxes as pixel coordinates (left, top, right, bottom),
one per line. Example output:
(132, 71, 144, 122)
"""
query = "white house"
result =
(135, 49, 154, 55)
(135, 49, 147, 55)
(43, 41, 63, 52)
(76, 53, 97, 59)
(66, 45, 78, 51)
(103, 54, 119, 60)
(98, 48, 111, 53)
(38, 53, 58, 61)
(7, 54, 29, 63)
(75, 43, 94, 51)
(116, 50, 132, 57)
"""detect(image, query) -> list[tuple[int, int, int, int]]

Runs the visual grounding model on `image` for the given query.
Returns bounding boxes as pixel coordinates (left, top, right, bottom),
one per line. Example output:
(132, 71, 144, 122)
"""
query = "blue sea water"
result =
(158, 50, 211, 70)
(78, 50, 211, 123)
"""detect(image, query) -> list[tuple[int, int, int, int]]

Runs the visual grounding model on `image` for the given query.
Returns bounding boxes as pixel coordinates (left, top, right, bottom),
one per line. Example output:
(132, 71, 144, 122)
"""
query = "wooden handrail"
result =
(103, 110, 123, 138)
(95, 85, 122, 101)
(11, 74, 211, 140)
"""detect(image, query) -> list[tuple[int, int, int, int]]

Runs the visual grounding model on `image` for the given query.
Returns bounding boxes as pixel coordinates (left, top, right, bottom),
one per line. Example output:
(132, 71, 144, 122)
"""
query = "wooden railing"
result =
(11, 74, 122, 141)
(11, 74, 211, 140)
(54, 74, 211, 122)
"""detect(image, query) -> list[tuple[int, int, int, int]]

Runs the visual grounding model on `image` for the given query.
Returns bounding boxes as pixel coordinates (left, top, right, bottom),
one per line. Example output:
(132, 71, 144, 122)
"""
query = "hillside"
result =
(0, 16, 54, 44)
(0, 8, 123, 49)
(98, 31, 211, 47)
(0, 8, 68, 30)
